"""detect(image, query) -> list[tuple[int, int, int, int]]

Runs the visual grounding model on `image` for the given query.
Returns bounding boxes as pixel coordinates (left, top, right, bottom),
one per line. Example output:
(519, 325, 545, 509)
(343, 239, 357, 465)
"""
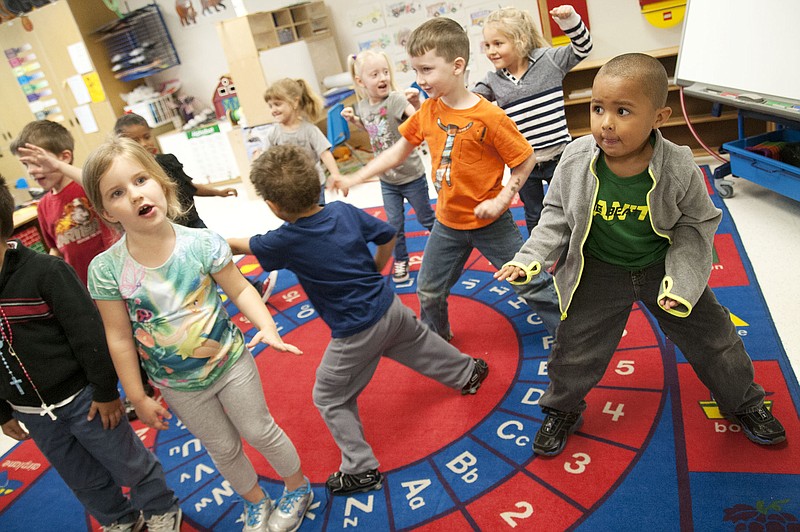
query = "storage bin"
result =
(124, 94, 180, 128)
(722, 129, 800, 202)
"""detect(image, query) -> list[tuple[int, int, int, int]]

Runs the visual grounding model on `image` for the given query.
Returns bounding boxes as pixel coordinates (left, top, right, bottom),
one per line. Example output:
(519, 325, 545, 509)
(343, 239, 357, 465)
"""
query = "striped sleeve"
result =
(556, 13, 592, 59)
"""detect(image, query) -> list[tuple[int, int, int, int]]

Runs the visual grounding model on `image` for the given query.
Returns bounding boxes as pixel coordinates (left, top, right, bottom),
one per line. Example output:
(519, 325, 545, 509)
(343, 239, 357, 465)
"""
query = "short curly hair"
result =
(249, 145, 320, 215)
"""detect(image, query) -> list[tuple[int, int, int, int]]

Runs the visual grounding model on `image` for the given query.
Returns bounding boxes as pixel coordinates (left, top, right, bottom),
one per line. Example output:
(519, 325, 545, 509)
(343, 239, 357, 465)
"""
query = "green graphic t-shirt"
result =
(584, 154, 669, 270)
(88, 224, 243, 391)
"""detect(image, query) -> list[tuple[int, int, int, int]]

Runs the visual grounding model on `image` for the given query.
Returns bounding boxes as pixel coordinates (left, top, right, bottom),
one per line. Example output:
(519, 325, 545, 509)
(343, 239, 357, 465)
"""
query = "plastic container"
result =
(722, 129, 800, 202)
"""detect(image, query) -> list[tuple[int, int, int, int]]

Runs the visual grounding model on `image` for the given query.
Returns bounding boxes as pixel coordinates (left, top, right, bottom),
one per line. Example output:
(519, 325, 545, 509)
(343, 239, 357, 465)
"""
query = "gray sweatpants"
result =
(312, 295, 475, 474)
(158, 352, 301, 494)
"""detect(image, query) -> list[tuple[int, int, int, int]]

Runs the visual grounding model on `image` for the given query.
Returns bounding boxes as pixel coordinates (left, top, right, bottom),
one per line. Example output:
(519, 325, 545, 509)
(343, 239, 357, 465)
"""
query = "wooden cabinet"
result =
(562, 46, 767, 154)
(0, 1, 126, 166)
(216, 1, 342, 127)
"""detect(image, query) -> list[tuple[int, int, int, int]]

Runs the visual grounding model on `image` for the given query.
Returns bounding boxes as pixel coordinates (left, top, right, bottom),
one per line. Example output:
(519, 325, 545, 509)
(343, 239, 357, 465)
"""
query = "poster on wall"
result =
(348, 2, 386, 32)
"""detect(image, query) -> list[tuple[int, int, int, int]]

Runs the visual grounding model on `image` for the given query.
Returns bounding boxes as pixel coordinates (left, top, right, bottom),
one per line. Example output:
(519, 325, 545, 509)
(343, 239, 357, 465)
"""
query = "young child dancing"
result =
(228, 145, 488, 496)
(474, 5, 592, 235)
(342, 49, 435, 283)
(114, 113, 238, 229)
(0, 176, 180, 532)
(335, 17, 562, 341)
(82, 138, 313, 532)
(262, 78, 343, 205)
(496, 53, 786, 457)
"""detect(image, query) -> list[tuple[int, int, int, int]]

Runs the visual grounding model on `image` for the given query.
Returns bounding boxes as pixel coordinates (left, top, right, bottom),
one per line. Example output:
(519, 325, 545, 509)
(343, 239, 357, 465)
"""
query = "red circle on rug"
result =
(248, 293, 518, 482)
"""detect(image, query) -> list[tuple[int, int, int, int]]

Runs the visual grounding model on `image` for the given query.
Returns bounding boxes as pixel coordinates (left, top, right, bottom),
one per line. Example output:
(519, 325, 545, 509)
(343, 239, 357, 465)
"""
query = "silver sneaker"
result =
(102, 513, 144, 532)
(267, 478, 313, 532)
(243, 495, 272, 532)
(145, 507, 182, 532)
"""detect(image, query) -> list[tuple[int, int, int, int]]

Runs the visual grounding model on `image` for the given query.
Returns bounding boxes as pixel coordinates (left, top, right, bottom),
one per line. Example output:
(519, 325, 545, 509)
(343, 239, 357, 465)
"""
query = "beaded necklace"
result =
(0, 305, 57, 420)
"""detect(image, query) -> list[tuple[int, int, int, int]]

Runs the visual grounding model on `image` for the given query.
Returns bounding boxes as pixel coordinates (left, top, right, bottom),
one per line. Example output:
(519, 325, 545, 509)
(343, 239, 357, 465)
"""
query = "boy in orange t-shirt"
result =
(336, 17, 561, 341)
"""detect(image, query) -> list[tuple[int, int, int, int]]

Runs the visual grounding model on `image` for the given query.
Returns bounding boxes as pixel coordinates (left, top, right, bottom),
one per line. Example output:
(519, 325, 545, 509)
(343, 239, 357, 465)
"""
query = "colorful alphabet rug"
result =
(1, 167, 799, 530)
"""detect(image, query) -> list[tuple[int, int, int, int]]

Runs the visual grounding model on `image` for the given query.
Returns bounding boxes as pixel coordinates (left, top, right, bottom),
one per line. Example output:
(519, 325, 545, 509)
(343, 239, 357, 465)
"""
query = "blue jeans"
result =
(15, 386, 177, 526)
(381, 175, 435, 262)
(417, 210, 561, 338)
(518, 155, 561, 236)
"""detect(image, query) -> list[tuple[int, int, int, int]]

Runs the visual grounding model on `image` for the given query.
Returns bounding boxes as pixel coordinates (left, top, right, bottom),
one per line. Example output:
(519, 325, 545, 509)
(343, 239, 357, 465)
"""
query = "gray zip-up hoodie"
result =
(506, 130, 722, 319)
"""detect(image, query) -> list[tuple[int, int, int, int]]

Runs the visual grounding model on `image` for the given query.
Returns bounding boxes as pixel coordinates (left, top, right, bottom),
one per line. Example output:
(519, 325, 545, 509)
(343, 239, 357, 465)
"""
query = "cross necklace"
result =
(0, 305, 57, 420)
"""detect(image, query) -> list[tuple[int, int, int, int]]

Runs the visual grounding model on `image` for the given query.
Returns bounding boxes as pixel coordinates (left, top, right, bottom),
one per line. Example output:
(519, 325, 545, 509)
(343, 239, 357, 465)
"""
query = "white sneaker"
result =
(102, 513, 144, 532)
(267, 478, 313, 532)
(261, 270, 279, 302)
(243, 495, 272, 532)
(392, 260, 409, 283)
(145, 507, 182, 532)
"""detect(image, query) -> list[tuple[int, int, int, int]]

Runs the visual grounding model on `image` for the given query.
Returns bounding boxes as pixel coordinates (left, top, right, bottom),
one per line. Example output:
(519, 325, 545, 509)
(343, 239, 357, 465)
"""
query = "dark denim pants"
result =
(15, 385, 177, 526)
(380, 175, 435, 262)
(541, 256, 765, 415)
(518, 156, 560, 236)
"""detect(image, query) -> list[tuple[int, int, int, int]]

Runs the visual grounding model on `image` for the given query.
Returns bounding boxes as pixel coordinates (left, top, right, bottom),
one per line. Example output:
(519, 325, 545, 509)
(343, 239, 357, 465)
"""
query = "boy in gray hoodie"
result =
(496, 53, 785, 456)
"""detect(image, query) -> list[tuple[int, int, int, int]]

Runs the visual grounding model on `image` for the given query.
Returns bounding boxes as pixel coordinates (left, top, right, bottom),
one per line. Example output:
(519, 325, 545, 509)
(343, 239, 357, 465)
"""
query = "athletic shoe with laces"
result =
(243, 495, 272, 532)
(267, 477, 314, 532)
(145, 507, 182, 532)
(461, 358, 489, 395)
(102, 513, 144, 532)
(730, 405, 786, 445)
(326, 469, 383, 495)
(260, 270, 279, 302)
(533, 407, 584, 457)
(392, 259, 409, 283)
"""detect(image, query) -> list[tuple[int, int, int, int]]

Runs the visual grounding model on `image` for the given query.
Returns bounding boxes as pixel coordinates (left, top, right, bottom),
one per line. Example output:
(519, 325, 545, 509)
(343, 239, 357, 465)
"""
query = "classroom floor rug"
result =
(1, 166, 799, 531)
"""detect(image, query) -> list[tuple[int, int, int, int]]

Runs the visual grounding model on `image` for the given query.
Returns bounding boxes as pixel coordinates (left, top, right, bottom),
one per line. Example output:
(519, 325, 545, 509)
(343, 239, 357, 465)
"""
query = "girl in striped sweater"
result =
(474, 5, 592, 235)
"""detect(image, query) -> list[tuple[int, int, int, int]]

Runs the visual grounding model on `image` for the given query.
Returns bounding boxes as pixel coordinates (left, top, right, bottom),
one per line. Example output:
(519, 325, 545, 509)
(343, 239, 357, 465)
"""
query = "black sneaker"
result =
(461, 358, 489, 395)
(392, 260, 409, 283)
(533, 407, 583, 457)
(326, 469, 383, 495)
(730, 405, 786, 445)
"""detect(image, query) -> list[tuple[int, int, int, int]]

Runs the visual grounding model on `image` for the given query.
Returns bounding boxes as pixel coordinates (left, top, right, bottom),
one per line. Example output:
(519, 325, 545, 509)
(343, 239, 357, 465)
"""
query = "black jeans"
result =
(541, 256, 765, 415)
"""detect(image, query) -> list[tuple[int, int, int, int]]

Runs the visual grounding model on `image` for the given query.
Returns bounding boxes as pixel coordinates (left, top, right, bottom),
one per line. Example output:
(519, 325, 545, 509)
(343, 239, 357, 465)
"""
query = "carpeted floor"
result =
(0, 167, 798, 530)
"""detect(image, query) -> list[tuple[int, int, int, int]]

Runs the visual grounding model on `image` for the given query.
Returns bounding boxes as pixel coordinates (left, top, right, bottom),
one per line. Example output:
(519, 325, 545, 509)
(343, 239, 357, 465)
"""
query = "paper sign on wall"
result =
(67, 42, 93, 74)
(66, 75, 91, 105)
(82, 72, 106, 102)
(73, 105, 99, 134)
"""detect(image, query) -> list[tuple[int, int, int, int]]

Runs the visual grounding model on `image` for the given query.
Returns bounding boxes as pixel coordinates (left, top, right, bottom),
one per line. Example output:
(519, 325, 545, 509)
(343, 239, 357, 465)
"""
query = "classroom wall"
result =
(105, 0, 684, 109)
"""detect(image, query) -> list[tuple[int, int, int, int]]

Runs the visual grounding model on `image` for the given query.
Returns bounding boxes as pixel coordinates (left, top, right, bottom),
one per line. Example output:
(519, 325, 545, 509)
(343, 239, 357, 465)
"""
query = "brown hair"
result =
(10, 120, 74, 162)
(263, 78, 324, 122)
(484, 7, 549, 59)
(0, 176, 14, 240)
(406, 17, 470, 66)
(249, 145, 320, 215)
(597, 53, 669, 108)
(82, 137, 182, 230)
(113, 113, 150, 135)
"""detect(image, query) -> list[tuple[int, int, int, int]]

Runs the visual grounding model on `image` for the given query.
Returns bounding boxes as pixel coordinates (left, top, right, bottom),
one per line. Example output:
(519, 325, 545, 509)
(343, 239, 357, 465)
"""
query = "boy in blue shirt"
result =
(228, 145, 488, 496)
(496, 53, 785, 456)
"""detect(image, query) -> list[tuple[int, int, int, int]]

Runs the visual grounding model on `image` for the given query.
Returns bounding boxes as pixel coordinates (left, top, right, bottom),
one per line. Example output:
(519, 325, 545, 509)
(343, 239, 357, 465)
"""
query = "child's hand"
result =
(404, 87, 422, 110)
(474, 197, 506, 220)
(341, 106, 358, 124)
(2, 419, 30, 441)
(16, 143, 60, 173)
(659, 296, 681, 310)
(248, 330, 303, 355)
(332, 174, 354, 195)
(217, 187, 238, 197)
(87, 398, 125, 430)
(132, 395, 172, 431)
(494, 264, 526, 283)
(550, 4, 576, 19)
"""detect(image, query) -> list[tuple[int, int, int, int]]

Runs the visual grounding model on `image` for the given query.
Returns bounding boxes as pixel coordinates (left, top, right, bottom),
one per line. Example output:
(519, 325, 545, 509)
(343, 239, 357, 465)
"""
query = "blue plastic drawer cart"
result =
(722, 129, 800, 202)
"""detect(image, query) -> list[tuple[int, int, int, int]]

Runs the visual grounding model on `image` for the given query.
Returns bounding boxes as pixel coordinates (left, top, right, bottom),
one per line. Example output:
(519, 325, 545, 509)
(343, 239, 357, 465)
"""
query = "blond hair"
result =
(348, 49, 399, 102)
(406, 17, 470, 66)
(82, 137, 182, 230)
(484, 7, 549, 58)
(263, 78, 324, 122)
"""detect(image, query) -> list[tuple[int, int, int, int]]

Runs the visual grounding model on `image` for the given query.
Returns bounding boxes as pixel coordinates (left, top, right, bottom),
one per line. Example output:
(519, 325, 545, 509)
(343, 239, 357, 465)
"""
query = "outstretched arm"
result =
(227, 237, 252, 256)
(194, 182, 238, 198)
(334, 138, 416, 190)
(16, 144, 83, 185)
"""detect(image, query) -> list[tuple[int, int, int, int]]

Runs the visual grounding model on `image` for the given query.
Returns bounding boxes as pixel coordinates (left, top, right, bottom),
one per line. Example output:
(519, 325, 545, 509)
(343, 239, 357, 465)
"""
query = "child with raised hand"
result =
(114, 113, 238, 229)
(82, 137, 313, 532)
(262, 78, 343, 205)
(342, 49, 435, 283)
(0, 176, 181, 532)
(334, 17, 562, 341)
(496, 53, 785, 457)
(228, 145, 488, 497)
(474, 5, 592, 236)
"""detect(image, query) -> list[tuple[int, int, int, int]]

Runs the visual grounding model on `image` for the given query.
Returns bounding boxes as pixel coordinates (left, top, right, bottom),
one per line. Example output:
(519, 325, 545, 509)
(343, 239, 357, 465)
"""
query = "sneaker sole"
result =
(533, 415, 584, 457)
(328, 476, 384, 496)
(461, 365, 489, 395)
(392, 274, 410, 283)
(261, 270, 279, 302)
